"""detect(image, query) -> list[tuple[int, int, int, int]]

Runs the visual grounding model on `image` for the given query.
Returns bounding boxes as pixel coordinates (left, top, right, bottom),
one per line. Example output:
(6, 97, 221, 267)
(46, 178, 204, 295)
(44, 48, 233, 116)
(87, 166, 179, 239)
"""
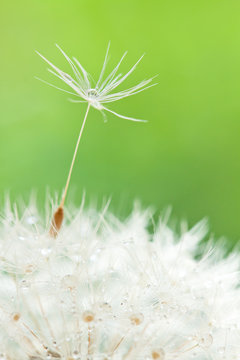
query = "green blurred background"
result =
(1, 0, 240, 245)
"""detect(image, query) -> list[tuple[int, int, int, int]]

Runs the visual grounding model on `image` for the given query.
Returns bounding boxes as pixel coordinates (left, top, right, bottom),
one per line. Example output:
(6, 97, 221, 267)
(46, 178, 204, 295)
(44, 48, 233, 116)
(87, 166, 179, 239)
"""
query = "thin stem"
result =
(49, 103, 91, 238)
(60, 103, 91, 207)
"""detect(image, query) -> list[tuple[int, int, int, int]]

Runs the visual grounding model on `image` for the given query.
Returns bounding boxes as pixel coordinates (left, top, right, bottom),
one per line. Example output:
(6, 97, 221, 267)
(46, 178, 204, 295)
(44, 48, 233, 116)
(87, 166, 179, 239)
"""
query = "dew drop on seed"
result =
(89, 254, 97, 262)
(26, 216, 37, 225)
(61, 274, 78, 290)
(41, 248, 52, 257)
(20, 279, 30, 290)
(197, 333, 213, 348)
(73, 351, 80, 359)
(62, 72, 73, 82)
(100, 302, 112, 313)
(180, 306, 188, 314)
(229, 323, 238, 330)
(217, 347, 225, 355)
(191, 286, 204, 300)
(87, 88, 98, 98)
(204, 280, 213, 289)
(72, 255, 82, 263)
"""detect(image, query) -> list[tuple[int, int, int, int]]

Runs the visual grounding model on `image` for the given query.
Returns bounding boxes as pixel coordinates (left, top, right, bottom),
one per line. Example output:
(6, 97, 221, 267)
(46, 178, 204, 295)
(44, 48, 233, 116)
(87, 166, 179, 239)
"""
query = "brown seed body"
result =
(49, 206, 64, 238)
(13, 313, 20, 321)
(82, 310, 95, 322)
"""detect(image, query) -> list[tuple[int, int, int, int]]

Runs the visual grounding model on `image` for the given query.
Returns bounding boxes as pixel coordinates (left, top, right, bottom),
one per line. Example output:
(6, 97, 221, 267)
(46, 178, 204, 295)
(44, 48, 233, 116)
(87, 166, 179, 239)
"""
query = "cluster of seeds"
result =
(0, 202, 239, 359)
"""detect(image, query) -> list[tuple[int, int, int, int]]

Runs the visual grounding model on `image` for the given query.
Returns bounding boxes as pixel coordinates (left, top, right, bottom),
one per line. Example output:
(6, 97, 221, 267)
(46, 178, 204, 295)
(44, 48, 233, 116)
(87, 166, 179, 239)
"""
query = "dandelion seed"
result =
(36, 43, 156, 236)
(36, 43, 156, 122)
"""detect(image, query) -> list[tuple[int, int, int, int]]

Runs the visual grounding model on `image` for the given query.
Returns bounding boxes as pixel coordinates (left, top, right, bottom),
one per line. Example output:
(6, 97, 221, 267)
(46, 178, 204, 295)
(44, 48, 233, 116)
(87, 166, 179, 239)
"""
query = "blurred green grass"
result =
(1, 0, 240, 245)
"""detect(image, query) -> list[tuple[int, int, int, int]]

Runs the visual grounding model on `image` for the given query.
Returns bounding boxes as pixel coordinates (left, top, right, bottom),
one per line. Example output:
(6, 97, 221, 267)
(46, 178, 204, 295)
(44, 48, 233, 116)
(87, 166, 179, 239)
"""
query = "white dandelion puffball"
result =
(0, 201, 239, 360)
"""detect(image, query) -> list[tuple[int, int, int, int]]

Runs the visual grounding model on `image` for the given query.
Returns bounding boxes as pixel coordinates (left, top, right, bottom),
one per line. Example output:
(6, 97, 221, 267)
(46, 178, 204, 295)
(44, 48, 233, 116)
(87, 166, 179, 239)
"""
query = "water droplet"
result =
(61, 274, 78, 290)
(99, 302, 112, 313)
(20, 279, 30, 290)
(123, 239, 134, 245)
(73, 350, 80, 359)
(62, 72, 73, 82)
(87, 88, 98, 98)
(204, 280, 213, 289)
(197, 333, 213, 348)
(72, 254, 82, 263)
(89, 254, 97, 262)
(228, 323, 238, 330)
(180, 306, 188, 314)
(26, 216, 37, 225)
(40, 248, 52, 257)
(191, 286, 204, 300)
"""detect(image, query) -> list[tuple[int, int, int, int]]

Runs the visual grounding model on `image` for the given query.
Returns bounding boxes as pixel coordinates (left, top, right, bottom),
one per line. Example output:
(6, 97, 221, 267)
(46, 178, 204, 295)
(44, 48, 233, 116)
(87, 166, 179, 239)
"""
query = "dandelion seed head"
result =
(0, 201, 239, 359)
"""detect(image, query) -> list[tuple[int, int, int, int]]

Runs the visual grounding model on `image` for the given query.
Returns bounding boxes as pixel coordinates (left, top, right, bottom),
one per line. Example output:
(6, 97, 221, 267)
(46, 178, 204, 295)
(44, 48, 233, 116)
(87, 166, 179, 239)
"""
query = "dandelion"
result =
(0, 201, 239, 359)
(16, 43, 239, 360)
(36, 44, 156, 236)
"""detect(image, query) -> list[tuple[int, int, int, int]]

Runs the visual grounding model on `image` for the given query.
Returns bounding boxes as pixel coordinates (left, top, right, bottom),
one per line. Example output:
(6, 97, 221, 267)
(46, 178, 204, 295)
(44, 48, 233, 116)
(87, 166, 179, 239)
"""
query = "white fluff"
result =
(36, 43, 157, 122)
(0, 201, 239, 359)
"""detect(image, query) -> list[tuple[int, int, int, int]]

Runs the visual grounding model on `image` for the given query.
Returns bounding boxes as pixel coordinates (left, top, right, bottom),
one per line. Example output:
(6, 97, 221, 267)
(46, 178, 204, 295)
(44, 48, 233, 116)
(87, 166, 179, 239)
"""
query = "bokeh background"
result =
(1, 0, 240, 246)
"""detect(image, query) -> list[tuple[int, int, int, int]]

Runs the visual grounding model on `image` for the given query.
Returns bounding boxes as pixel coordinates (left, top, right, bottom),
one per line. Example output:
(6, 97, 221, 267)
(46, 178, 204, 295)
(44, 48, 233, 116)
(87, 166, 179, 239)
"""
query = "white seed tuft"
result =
(36, 43, 157, 123)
